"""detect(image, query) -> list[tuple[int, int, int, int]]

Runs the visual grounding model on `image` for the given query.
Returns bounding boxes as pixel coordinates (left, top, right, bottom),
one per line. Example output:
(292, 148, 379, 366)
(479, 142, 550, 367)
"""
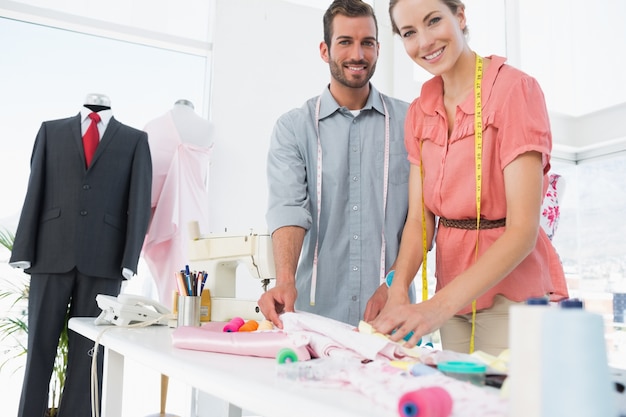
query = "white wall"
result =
(207, 0, 328, 233)
(206, 0, 418, 234)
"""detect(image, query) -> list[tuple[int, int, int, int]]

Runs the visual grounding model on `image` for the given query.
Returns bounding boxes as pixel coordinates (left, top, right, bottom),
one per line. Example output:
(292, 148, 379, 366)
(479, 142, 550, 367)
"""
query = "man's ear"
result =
(320, 41, 330, 63)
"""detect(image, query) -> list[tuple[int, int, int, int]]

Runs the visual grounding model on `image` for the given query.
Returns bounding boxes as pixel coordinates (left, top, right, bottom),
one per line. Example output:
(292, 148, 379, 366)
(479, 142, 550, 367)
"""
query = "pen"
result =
(183, 269, 192, 296)
(200, 272, 208, 294)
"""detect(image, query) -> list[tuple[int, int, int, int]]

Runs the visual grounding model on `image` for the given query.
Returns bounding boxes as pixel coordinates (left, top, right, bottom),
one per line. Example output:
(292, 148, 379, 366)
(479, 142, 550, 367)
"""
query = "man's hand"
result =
(363, 283, 388, 322)
(257, 282, 298, 329)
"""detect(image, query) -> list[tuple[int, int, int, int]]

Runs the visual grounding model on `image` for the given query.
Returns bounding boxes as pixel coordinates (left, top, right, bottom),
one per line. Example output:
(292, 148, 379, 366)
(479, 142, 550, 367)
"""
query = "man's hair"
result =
(323, 0, 378, 47)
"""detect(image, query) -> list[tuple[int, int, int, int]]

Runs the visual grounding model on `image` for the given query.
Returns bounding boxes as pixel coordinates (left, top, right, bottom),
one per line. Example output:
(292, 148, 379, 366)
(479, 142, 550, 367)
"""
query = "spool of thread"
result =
(436, 361, 486, 386)
(222, 317, 245, 332)
(540, 303, 617, 416)
(510, 297, 618, 417)
(276, 348, 298, 364)
(508, 298, 550, 417)
(397, 386, 452, 417)
(257, 319, 274, 331)
(188, 220, 201, 240)
(238, 320, 259, 332)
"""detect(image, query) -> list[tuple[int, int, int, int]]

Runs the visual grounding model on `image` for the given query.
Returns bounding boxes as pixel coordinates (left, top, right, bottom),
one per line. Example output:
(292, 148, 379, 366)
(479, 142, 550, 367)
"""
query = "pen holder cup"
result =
(177, 296, 201, 327)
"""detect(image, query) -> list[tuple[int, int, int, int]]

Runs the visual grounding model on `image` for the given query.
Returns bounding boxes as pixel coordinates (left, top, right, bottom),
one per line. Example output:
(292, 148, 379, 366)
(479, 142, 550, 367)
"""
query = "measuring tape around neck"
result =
(418, 54, 483, 351)
(469, 53, 483, 353)
(309, 94, 390, 306)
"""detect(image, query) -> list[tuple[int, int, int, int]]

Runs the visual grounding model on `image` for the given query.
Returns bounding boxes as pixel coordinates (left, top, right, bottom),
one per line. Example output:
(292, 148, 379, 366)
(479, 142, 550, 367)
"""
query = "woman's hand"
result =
(370, 298, 448, 348)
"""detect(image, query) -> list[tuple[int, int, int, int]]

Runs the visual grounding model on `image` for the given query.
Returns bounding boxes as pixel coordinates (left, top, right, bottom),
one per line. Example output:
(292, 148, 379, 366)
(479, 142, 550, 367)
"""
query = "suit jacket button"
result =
(83, 184, 90, 190)
(80, 210, 87, 216)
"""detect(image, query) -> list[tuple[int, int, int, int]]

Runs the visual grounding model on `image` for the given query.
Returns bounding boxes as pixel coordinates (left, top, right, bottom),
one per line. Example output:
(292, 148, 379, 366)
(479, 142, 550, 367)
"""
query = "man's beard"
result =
(329, 58, 376, 89)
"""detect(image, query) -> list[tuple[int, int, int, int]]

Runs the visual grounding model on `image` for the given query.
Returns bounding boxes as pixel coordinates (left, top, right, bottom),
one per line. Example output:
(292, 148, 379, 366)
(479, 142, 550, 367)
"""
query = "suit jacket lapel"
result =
(70, 113, 87, 169)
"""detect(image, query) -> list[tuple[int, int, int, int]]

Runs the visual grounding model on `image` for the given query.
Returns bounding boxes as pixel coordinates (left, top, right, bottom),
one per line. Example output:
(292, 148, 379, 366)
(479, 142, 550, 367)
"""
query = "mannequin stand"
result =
(145, 374, 180, 417)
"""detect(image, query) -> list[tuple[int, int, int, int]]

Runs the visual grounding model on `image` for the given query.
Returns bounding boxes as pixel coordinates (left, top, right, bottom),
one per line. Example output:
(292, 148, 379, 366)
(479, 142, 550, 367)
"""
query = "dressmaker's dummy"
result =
(143, 99, 214, 305)
(10, 92, 152, 417)
(541, 173, 566, 241)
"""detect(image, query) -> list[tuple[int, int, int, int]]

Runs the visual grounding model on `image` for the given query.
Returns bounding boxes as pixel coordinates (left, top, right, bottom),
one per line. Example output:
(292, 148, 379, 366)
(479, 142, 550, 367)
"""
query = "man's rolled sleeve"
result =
(266, 112, 313, 235)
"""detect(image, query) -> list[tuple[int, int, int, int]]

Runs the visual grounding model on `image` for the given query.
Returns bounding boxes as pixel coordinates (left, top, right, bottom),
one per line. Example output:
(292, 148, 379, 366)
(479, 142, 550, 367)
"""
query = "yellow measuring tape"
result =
(420, 54, 483, 353)
(420, 141, 429, 302)
(469, 54, 483, 354)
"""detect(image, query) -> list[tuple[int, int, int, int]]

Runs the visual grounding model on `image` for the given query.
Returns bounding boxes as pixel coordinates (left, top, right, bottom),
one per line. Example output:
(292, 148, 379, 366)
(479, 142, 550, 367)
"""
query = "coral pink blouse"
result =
(405, 55, 568, 314)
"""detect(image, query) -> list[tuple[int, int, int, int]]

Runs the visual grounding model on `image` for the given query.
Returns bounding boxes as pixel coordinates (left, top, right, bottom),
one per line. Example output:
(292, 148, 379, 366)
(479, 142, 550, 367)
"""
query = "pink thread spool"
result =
(222, 317, 245, 332)
(397, 386, 452, 417)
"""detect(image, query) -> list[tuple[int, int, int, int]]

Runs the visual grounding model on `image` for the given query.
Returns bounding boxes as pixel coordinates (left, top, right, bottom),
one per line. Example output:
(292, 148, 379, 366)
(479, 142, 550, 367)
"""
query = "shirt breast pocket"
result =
(383, 151, 410, 185)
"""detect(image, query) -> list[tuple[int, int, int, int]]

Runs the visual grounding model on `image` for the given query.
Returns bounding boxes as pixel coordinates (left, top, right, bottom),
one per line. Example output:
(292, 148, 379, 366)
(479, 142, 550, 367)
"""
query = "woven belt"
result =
(439, 217, 506, 230)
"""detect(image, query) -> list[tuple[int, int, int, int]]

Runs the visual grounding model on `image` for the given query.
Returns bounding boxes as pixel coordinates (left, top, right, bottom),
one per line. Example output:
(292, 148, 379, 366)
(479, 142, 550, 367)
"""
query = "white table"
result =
(69, 317, 395, 417)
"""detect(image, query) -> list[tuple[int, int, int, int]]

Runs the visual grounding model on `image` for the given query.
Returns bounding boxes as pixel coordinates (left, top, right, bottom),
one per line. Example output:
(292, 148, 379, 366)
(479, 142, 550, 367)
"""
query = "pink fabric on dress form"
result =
(143, 111, 212, 304)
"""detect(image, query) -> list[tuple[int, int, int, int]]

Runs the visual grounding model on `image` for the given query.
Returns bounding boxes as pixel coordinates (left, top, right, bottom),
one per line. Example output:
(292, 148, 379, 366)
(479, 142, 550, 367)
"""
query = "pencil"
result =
(176, 271, 188, 296)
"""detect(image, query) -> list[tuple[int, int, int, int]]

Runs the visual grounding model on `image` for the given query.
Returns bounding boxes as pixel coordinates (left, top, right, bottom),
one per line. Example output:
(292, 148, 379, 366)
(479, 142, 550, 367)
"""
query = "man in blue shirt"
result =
(259, 0, 412, 327)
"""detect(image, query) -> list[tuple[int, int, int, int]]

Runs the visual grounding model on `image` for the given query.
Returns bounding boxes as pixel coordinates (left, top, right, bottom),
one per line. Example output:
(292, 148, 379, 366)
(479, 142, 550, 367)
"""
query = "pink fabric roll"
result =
(171, 323, 311, 361)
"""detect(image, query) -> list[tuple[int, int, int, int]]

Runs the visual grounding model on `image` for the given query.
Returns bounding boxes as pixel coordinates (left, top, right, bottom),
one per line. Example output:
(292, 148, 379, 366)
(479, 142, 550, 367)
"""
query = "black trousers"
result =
(17, 269, 121, 417)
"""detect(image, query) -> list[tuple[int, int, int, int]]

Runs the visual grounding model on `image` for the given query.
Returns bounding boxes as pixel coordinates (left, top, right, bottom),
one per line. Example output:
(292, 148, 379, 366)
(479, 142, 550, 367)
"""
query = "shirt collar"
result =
(81, 107, 113, 126)
(419, 55, 506, 116)
(318, 83, 384, 120)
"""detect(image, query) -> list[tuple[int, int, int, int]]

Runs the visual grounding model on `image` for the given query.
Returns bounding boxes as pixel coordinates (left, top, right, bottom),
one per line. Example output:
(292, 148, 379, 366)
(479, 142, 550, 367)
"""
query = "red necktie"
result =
(83, 112, 101, 168)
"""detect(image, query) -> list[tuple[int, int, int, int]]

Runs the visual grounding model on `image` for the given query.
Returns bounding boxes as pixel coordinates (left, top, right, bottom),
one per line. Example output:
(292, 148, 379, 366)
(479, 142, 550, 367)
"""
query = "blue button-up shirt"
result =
(266, 84, 412, 326)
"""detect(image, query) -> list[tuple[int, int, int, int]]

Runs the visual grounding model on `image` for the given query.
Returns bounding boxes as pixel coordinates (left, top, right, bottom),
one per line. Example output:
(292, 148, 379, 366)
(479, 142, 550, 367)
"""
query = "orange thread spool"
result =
(238, 320, 259, 332)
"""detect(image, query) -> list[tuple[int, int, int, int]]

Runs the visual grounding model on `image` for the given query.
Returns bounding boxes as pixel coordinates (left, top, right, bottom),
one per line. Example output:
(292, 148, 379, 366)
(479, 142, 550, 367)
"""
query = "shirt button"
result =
(353, 234, 359, 240)
(352, 266, 359, 271)
(352, 146, 358, 152)
(352, 205, 358, 211)
(80, 210, 87, 216)
(351, 296, 357, 301)
(352, 176, 358, 181)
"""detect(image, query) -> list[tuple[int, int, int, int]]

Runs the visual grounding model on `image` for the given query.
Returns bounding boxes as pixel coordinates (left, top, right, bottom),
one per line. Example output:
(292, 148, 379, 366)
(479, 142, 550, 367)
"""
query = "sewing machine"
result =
(187, 227, 275, 322)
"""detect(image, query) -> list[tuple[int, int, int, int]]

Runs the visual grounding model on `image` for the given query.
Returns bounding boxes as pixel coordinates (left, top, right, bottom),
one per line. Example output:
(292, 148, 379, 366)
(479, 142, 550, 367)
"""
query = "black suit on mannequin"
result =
(10, 95, 152, 417)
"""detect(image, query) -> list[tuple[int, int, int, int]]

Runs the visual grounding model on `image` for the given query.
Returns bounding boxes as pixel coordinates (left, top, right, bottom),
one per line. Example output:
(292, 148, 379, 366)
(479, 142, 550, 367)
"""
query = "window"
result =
(0, 17, 209, 221)
(550, 152, 626, 367)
